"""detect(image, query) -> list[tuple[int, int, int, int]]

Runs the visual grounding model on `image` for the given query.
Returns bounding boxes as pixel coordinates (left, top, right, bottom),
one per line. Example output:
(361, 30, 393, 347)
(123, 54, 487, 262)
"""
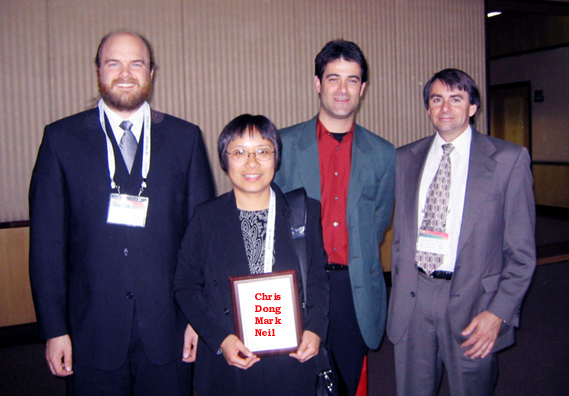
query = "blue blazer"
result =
(29, 107, 215, 370)
(387, 130, 536, 352)
(274, 116, 396, 350)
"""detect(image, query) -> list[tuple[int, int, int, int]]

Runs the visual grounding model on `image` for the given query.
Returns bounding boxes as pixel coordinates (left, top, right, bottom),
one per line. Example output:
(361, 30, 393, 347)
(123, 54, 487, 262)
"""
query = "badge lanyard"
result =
(263, 188, 277, 273)
(98, 99, 152, 195)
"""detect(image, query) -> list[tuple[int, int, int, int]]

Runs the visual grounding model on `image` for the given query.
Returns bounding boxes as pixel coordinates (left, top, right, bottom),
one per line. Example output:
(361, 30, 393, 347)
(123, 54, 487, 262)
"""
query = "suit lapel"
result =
(346, 125, 372, 218)
(124, 110, 164, 189)
(82, 109, 131, 188)
(403, 136, 433, 244)
(457, 130, 498, 255)
(123, 109, 165, 191)
(83, 106, 167, 193)
(84, 108, 108, 158)
(149, 109, 166, 158)
(293, 117, 322, 199)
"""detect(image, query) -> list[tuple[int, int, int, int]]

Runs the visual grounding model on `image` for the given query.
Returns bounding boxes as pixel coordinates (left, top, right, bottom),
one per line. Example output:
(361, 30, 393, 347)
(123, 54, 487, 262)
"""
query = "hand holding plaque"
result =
(230, 270, 303, 357)
(220, 334, 260, 369)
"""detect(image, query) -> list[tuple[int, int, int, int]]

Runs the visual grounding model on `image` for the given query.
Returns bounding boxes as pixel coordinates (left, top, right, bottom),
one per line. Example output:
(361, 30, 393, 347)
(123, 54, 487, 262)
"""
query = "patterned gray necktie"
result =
(119, 120, 137, 174)
(416, 143, 454, 275)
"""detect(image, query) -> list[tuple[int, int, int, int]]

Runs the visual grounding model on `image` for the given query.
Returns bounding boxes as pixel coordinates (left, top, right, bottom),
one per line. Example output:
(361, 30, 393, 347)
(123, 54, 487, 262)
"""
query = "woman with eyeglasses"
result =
(174, 114, 329, 395)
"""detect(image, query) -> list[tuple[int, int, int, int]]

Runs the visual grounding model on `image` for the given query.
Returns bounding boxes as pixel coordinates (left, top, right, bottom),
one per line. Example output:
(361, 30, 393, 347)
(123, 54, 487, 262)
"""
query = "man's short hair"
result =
(94, 30, 155, 71)
(314, 40, 368, 84)
(423, 68, 480, 109)
(218, 114, 282, 173)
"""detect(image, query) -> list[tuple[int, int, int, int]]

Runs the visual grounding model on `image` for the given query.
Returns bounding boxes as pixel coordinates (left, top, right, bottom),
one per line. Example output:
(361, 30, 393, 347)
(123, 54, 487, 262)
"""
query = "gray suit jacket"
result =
(387, 129, 536, 352)
(274, 115, 396, 349)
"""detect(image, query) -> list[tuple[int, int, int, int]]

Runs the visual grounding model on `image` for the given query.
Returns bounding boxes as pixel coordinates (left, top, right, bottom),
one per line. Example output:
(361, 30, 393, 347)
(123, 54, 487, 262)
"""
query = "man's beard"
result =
(98, 77, 152, 113)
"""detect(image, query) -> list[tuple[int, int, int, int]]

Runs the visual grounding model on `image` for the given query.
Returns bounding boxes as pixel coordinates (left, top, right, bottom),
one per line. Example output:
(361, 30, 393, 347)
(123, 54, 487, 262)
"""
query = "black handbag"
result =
(314, 344, 338, 396)
(286, 188, 339, 396)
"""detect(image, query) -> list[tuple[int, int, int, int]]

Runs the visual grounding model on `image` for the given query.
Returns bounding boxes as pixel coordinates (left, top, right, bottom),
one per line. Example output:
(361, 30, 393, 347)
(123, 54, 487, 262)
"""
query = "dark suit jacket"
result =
(174, 184, 329, 395)
(387, 129, 536, 352)
(274, 116, 395, 350)
(29, 107, 214, 370)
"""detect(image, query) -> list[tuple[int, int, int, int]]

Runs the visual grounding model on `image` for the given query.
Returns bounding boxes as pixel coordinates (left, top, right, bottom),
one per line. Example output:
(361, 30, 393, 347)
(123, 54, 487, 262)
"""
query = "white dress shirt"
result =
(417, 126, 472, 272)
(101, 101, 145, 144)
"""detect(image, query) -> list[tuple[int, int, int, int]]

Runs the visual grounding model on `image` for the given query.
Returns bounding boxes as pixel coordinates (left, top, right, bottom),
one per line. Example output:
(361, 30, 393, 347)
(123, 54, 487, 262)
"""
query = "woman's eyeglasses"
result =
(226, 148, 275, 162)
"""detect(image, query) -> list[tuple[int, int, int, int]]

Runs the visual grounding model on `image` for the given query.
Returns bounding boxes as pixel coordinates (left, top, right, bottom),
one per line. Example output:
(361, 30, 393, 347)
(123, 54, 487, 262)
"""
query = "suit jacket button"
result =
(213, 279, 218, 286)
(224, 308, 230, 315)
(123, 248, 129, 256)
(126, 292, 134, 299)
(410, 292, 416, 298)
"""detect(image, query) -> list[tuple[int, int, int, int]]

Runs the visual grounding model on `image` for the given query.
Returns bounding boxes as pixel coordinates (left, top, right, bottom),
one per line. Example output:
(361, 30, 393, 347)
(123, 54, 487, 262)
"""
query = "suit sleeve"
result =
(302, 198, 330, 340)
(185, 127, 215, 223)
(376, 145, 396, 243)
(390, 151, 404, 272)
(29, 126, 69, 340)
(487, 147, 536, 326)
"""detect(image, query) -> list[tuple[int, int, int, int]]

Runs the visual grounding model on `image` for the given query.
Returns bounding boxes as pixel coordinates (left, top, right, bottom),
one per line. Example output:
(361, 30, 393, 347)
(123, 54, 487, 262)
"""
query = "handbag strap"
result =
(286, 188, 337, 393)
(285, 187, 308, 312)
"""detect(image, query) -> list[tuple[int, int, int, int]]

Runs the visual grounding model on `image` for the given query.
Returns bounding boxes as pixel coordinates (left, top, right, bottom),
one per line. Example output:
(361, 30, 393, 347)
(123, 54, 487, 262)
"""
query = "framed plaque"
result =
(230, 270, 303, 357)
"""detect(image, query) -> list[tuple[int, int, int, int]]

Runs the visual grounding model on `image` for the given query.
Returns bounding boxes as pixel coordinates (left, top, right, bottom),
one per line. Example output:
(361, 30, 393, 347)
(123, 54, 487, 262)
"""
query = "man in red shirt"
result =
(275, 40, 395, 395)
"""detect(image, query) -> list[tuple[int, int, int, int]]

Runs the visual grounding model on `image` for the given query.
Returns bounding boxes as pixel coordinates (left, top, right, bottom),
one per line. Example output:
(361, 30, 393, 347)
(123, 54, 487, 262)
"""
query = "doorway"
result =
(488, 82, 531, 154)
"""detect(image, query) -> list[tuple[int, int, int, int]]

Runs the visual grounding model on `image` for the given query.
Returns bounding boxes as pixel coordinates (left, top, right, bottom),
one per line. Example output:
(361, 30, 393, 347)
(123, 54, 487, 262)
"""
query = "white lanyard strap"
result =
(263, 188, 277, 273)
(98, 99, 152, 194)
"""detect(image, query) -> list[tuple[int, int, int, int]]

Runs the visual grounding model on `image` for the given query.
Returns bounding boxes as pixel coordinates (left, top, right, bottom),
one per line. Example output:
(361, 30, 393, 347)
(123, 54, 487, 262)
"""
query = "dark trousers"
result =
(393, 272, 497, 396)
(67, 309, 192, 396)
(327, 270, 368, 396)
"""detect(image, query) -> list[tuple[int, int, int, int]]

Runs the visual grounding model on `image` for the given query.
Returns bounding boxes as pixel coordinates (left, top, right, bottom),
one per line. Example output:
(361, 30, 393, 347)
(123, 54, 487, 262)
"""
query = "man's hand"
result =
(461, 310, 503, 359)
(182, 323, 198, 363)
(220, 334, 260, 370)
(46, 334, 73, 376)
(290, 330, 321, 362)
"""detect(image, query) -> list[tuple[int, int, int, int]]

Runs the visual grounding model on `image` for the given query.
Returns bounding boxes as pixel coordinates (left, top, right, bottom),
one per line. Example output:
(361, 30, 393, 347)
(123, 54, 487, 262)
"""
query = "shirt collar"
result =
(433, 125, 472, 158)
(316, 118, 354, 143)
(101, 101, 145, 141)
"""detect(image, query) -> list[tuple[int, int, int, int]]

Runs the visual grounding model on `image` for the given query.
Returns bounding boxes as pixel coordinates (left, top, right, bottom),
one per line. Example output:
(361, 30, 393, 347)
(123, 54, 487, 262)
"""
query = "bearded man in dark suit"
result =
(29, 31, 214, 395)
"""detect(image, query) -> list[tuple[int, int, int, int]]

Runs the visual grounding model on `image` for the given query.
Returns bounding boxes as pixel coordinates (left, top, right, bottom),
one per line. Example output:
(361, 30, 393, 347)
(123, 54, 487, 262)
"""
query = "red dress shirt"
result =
(317, 119, 353, 265)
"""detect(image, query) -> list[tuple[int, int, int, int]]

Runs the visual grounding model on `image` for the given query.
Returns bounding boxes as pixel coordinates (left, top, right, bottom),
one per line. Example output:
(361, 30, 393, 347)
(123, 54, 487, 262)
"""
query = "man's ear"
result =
(359, 81, 367, 97)
(314, 76, 322, 94)
(468, 104, 478, 117)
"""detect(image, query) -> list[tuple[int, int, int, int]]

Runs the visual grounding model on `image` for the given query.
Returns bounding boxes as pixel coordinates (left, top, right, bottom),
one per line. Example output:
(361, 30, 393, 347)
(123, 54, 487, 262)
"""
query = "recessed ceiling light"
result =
(487, 11, 502, 17)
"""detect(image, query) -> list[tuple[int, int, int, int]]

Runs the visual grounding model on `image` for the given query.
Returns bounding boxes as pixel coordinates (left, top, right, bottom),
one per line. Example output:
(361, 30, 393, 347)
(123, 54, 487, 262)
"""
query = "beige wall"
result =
(1, 0, 486, 222)
(489, 47, 569, 163)
(0, 0, 486, 326)
(0, 227, 36, 326)
(489, 47, 569, 208)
